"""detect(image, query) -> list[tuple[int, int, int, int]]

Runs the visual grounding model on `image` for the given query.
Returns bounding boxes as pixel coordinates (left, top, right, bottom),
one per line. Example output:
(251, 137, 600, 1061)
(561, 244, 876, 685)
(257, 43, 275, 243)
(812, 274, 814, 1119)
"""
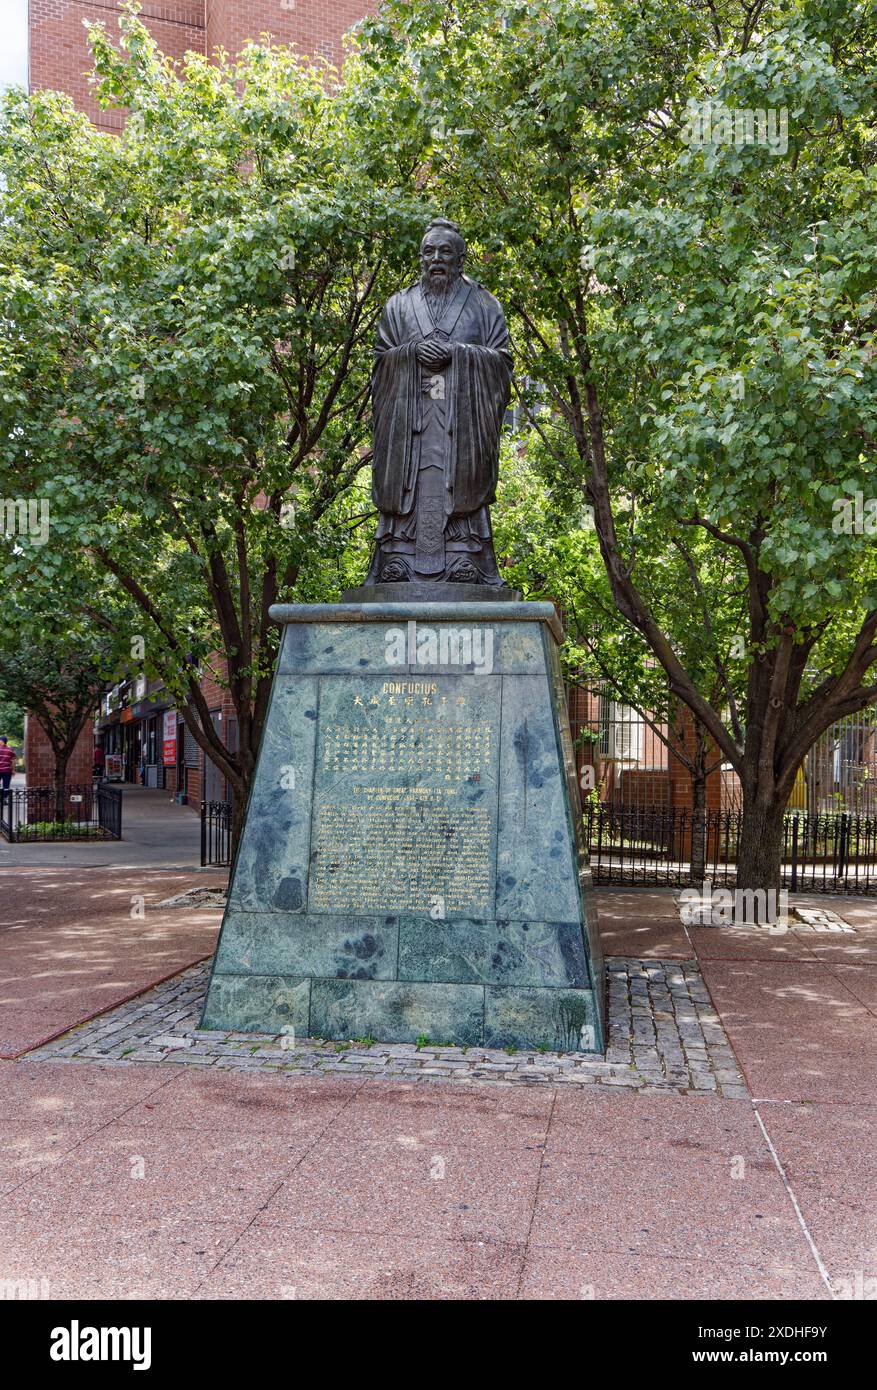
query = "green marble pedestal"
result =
(201, 601, 605, 1052)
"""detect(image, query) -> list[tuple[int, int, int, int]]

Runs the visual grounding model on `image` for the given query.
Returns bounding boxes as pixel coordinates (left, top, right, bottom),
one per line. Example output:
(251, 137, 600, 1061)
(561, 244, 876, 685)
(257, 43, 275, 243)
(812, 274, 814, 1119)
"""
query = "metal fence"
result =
(585, 804, 877, 894)
(805, 707, 877, 817)
(201, 800, 232, 867)
(0, 784, 123, 842)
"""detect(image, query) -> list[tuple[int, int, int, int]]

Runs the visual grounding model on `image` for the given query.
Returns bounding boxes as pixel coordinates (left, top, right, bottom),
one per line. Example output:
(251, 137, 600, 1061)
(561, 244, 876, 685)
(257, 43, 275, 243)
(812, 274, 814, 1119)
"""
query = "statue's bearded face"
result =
(420, 232, 464, 299)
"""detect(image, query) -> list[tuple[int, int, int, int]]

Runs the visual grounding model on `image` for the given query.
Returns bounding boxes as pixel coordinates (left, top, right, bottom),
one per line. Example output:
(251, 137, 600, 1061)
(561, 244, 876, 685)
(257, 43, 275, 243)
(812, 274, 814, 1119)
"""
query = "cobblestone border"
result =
(23, 957, 748, 1096)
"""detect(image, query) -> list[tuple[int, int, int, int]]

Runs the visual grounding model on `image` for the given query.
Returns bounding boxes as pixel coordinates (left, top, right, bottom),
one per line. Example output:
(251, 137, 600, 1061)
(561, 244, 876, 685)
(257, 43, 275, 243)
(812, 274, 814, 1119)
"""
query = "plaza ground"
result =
(0, 810, 875, 1298)
(0, 783, 206, 870)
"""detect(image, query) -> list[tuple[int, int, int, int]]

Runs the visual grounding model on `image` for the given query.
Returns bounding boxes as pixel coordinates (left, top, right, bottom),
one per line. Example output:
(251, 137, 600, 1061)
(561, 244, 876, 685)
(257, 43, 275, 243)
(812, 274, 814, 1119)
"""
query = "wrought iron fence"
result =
(0, 784, 123, 842)
(805, 706, 877, 817)
(585, 804, 877, 894)
(201, 800, 232, 867)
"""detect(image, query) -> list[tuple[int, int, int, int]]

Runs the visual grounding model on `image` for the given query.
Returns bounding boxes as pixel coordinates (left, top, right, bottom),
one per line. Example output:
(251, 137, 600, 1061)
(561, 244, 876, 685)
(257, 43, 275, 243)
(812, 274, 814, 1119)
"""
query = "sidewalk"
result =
(0, 881, 874, 1299)
(0, 865, 227, 1058)
(0, 786, 207, 869)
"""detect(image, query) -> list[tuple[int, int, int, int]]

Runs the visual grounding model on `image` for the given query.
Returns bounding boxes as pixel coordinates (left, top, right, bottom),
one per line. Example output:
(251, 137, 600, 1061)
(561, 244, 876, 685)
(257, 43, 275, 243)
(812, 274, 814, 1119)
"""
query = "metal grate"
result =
(201, 800, 232, 867)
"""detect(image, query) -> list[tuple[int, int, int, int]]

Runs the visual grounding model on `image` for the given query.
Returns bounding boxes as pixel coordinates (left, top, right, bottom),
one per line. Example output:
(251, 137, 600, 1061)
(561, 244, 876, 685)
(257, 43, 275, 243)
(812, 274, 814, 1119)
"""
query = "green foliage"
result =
(0, 698, 24, 745)
(356, 0, 877, 851)
(0, 4, 431, 804)
(15, 822, 104, 840)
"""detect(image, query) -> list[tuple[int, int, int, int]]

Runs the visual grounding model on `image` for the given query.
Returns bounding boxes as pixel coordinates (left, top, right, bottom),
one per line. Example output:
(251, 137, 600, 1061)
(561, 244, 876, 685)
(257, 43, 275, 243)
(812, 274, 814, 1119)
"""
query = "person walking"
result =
(0, 735, 16, 820)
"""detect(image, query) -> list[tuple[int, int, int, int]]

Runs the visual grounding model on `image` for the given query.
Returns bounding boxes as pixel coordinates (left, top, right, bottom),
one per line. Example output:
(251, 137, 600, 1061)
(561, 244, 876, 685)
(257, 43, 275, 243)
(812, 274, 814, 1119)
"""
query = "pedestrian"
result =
(93, 743, 105, 780)
(0, 735, 16, 816)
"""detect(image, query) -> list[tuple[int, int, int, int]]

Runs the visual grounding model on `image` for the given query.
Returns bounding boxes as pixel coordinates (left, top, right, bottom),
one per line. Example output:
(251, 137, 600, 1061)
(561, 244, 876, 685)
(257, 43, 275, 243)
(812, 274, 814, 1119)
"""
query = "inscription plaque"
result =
(309, 675, 499, 918)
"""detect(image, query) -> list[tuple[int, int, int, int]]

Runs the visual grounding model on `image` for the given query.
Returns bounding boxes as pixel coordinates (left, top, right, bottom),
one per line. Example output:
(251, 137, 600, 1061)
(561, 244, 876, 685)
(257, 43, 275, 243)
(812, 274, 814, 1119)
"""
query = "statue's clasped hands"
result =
(416, 336, 453, 370)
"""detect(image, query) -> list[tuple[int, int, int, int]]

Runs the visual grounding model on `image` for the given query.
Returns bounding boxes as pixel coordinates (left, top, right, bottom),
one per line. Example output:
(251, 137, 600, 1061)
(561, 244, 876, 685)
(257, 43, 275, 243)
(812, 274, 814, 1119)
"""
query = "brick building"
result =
(23, 712, 94, 787)
(25, 0, 372, 134)
(568, 681, 732, 815)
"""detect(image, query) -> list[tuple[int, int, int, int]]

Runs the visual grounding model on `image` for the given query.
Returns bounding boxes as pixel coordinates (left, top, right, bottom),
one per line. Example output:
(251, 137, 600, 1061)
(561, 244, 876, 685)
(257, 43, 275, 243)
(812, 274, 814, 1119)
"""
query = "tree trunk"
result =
(229, 784, 248, 869)
(689, 772, 707, 887)
(736, 794, 785, 894)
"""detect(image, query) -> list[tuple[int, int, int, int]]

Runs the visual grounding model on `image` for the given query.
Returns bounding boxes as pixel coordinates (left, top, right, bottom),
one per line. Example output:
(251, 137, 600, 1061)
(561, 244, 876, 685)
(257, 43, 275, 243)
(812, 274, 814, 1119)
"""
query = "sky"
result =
(0, 0, 29, 94)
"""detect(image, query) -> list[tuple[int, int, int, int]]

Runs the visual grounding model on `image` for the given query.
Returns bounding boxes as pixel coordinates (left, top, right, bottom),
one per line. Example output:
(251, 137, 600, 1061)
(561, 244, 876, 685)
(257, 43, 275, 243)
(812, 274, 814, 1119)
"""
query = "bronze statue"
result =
(364, 218, 513, 588)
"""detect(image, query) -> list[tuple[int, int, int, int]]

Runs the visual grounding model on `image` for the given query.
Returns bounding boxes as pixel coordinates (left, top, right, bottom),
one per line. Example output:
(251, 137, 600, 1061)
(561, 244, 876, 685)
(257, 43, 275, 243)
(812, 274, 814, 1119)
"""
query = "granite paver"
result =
(24, 956, 748, 1096)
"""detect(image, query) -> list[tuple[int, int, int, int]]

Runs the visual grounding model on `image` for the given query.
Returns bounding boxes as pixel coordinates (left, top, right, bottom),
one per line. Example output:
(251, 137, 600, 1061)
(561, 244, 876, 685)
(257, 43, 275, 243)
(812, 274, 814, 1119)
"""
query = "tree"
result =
(0, 698, 24, 746)
(0, 634, 111, 817)
(357, 0, 877, 891)
(494, 440, 737, 883)
(0, 5, 428, 850)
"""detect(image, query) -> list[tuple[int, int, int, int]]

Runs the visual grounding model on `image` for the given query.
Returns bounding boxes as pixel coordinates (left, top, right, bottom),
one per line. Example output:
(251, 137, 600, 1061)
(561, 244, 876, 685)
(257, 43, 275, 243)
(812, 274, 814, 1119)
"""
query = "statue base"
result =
(342, 581, 521, 603)
(201, 600, 605, 1052)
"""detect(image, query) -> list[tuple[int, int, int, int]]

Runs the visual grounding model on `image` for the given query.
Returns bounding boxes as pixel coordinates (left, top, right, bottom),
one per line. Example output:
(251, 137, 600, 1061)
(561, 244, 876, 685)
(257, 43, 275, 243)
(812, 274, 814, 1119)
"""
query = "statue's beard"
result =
(422, 267, 460, 313)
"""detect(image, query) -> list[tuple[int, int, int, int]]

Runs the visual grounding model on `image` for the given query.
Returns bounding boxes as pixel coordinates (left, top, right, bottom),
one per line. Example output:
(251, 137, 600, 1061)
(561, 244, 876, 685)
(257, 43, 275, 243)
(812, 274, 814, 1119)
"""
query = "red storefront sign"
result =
(162, 710, 177, 767)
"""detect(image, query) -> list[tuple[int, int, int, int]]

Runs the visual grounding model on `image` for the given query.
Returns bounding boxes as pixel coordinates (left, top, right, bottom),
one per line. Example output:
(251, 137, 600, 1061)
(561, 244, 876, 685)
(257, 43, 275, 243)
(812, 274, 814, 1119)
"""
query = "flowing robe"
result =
(368, 275, 512, 583)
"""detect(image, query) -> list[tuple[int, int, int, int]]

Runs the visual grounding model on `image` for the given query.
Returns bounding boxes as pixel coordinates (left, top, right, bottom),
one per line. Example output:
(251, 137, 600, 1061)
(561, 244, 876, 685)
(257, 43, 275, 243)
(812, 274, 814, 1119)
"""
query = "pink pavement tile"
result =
(197, 1227, 524, 1301)
(782, 1187, 877, 1287)
(0, 867, 222, 1056)
(699, 959, 875, 1049)
(599, 919, 694, 959)
(519, 1245, 828, 1300)
(355, 1078, 555, 1113)
(122, 1069, 358, 1138)
(796, 898, 877, 928)
(596, 892, 692, 958)
(801, 935, 877, 965)
(341, 1081, 553, 1151)
(757, 1101, 877, 1181)
(786, 1164, 877, 1214)
(529, 1148, 811, 1265)
(690, 927, 820, 963)
(0, 1060, 175, 1121)
(0, 1011, 83, 1059)
(595, 891, 682, 921)
(256, 1135, 544, 1244)
(547, 1090, 768, 1161)
(5, 1123, 307, 1223)
(0, 1213, 241, 1300)
(721, 1036, 877, 1104)
(0, 1116, 88, 1195)
(822, 964, 877, 1012)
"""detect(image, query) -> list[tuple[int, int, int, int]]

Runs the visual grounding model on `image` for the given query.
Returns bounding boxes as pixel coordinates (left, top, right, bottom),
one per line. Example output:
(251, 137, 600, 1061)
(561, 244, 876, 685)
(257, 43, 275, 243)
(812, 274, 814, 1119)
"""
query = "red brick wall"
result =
(24, 713, 95, 788)
(667, 703, 725, 812)
(28, 0, 375, 134)
(205, 0, 373, 68)
(29, 1, 207, 131)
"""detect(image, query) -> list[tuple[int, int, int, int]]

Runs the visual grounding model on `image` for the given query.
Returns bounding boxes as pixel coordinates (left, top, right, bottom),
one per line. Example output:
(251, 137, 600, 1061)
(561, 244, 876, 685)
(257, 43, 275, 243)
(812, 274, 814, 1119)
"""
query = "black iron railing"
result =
(201, 800, 232, 866)
(0, 784, 123, 842)
(585, 804, 877, 894)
